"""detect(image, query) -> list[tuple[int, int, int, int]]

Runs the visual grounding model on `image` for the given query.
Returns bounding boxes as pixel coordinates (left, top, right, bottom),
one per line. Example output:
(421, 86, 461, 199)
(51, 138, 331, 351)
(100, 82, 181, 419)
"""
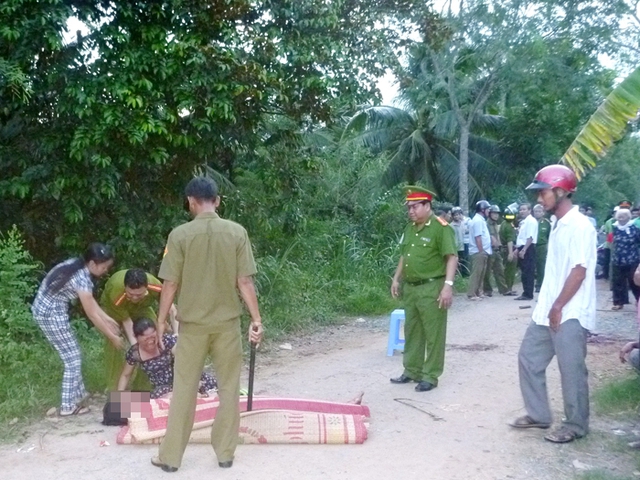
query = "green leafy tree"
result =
(0, 0, 414, 266)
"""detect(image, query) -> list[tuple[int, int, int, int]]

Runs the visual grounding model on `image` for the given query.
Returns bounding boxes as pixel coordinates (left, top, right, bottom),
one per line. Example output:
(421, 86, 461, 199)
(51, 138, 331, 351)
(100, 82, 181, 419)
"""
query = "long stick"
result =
(247, 342, 256, 411)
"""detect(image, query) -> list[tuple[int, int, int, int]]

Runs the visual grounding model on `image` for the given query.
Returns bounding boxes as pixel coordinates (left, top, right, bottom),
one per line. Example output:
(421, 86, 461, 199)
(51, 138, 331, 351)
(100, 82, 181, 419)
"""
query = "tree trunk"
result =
(458, 121, 470, 214)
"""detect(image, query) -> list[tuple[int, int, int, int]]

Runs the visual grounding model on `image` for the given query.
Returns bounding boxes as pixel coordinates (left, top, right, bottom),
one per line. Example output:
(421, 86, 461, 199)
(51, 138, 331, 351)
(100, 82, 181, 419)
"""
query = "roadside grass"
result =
(0, 326, 106, 443)
(578, 472, 635, 480)
(572, 374, 640, 479)
(593, 375, 640, 415)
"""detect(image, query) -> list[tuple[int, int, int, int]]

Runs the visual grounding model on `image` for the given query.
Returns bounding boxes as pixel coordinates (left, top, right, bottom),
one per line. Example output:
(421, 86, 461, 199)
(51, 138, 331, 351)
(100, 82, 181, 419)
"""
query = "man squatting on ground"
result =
(390, 186, 458, 392)
(150, 176, 264, 472)
(510, 165, 596, 444)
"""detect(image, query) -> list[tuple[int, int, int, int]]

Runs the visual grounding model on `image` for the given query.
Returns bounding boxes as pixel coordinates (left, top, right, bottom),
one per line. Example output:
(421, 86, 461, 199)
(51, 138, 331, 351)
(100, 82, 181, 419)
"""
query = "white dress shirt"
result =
(468, 213, 492, 255)
(516, 214, 538, 247)
(532, 206, 597, 330)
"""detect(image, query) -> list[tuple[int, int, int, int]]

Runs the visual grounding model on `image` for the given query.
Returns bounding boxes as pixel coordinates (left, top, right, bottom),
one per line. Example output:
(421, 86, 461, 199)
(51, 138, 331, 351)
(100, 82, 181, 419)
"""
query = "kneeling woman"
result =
(32, 243, 123, 416)
(117, 318, 217, 398)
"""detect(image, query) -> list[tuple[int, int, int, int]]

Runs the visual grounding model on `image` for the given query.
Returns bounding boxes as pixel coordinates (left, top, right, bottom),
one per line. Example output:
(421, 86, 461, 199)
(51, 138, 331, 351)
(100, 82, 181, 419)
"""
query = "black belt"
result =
(405, 276, 444, 286)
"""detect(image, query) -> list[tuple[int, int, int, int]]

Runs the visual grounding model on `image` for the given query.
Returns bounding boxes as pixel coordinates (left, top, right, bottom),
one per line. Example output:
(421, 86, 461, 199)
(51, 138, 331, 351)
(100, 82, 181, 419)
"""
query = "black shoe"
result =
(151, 456, 178, 473)
(514, 295, 533, 301)
(218, 460, 233, 468)
(390, 374, 414, 384)
(484, 292, 493, 297)
(415, 381, 436, 392)
(534, 287, 541, 293)
(503, 291, 517, 296)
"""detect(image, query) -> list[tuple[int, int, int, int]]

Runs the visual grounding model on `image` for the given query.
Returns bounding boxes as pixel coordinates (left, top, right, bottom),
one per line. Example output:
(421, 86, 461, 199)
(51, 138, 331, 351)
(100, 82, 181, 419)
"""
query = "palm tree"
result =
(340, 101, 504, 210)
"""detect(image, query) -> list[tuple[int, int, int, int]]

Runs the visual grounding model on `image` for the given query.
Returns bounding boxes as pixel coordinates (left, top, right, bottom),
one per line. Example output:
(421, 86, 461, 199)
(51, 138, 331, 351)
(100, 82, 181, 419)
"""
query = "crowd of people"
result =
(443, 198, 568, 302)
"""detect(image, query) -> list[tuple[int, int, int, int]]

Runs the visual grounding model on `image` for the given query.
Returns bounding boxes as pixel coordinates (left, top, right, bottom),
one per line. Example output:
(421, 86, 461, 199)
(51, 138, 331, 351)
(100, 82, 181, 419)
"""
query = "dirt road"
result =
(1, 280, 638, 479)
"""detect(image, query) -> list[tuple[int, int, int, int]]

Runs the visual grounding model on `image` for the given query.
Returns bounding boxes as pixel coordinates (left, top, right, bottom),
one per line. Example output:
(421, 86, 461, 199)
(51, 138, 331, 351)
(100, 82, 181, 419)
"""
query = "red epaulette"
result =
(147, 284, 163, 293)
(436, 217, 449, 226)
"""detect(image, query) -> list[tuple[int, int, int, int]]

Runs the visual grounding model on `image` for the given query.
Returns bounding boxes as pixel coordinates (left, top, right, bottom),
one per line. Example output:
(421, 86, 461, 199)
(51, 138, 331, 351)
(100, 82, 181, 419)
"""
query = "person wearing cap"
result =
(610, 208, 640, 310)
(500, 205, 518, 295)
(151, 176, 264, 472)
(390, 186, 458, 392)
(483, 205, 509, 296)
(510, 164, 596, 444)
(451, 207, 467, 275)
(100, 268, 179, 392)
(515, 203, 538, 300)
(533, 204, 551, 293)
(466, 200, 492, 300)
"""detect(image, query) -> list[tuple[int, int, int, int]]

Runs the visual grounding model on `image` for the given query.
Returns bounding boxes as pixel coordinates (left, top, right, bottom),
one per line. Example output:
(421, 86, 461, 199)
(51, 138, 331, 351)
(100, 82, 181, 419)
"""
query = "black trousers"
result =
(518, 244, 536, 299)
(612, 262, 640, 306)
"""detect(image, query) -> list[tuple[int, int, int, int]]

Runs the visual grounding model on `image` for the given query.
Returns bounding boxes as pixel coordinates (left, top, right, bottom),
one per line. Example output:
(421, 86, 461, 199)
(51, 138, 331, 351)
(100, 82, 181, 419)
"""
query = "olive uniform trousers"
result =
(483, 252, 508, 295)
(402, 279, 447, 385)
(502, 249, 518, 292)
(159, 320, 243, 468)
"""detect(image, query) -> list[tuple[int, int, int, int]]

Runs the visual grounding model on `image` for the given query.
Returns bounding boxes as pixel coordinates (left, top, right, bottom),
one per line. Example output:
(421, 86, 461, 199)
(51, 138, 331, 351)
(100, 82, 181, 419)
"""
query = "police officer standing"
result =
(483, 205, 509, 296)
(533, 204, 551, 292)
(390, 186, 458, 392)
(151, 177, 263, 472)
(500, 205, 518, 295)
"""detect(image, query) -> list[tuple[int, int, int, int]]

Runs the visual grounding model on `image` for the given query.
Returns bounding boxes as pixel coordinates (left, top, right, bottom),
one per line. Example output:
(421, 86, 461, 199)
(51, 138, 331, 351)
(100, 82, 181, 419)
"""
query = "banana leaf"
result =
(562, 66, 640, 178)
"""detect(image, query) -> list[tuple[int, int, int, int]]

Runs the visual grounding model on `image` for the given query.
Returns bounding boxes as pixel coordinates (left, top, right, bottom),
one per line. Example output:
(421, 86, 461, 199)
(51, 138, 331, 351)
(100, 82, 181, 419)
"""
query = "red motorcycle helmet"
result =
(526, 165, 577, 193)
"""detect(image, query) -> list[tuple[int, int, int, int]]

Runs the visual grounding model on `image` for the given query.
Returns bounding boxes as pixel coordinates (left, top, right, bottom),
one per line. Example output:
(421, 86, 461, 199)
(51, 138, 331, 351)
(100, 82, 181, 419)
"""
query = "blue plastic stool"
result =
(386, 309, 405, 356)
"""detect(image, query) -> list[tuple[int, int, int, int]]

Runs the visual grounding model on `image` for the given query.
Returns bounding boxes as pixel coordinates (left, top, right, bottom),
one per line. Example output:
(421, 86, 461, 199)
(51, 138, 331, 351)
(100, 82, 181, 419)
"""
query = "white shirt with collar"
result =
(532, 206, 597, 330)
(516, 214, 538, 247)
(468, 213, 492, 255)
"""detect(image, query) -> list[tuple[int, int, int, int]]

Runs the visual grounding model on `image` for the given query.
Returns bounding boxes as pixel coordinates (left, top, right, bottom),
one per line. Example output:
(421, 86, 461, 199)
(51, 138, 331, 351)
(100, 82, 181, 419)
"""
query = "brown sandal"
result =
(544, 426, 582, 443)
(509, 415, 550, 429)
(612, 305, 623, 310)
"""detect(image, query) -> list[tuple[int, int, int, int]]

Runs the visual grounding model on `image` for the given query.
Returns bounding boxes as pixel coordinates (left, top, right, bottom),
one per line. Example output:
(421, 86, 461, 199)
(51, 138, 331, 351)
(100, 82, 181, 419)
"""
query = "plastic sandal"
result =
(59, 405, 90, 417)
(509, 415, 551, 429)
(544, 426, 582, 443)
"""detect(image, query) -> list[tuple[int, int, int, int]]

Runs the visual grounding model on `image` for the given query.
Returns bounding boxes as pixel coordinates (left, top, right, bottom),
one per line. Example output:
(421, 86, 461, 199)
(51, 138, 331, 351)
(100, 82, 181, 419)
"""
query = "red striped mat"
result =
(117, 396, 370, 445)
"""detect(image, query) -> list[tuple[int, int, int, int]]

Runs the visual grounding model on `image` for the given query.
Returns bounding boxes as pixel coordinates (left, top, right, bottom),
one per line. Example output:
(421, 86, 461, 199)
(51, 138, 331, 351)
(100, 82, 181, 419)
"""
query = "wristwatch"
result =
(444, 280, 454, 286)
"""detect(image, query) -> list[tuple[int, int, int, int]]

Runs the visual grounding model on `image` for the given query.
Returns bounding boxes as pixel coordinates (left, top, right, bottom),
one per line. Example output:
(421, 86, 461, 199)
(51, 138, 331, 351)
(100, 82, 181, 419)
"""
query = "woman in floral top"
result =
(611, 209, 640, 310)
(117, 318, 216, 398)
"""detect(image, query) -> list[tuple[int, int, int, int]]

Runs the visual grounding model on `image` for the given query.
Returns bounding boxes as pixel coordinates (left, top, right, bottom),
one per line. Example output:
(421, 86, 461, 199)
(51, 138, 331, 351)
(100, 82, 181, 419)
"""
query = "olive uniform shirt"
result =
(400, 214, 457, 282)
(537, 218, 551, 246)
(159, 212, 257, 334)
(499, 220, 516, 247)
(100, 270, 163, 322)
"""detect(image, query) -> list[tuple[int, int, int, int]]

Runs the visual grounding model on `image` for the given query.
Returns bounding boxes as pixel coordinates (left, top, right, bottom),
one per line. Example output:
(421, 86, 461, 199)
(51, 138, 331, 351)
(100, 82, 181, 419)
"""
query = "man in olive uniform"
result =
(483, 205, 509, 296)
(100, 268, 178, 391)
(500, 205, 518, 295)
(390, 186, 458, 392)
(533, 204, 551, 292)
(151, 177, 264, 473)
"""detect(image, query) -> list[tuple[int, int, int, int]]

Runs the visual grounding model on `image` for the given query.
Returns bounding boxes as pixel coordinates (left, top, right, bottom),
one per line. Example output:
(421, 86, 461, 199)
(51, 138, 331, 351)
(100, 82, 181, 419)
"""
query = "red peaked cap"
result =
(404, 185, 436, 203)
